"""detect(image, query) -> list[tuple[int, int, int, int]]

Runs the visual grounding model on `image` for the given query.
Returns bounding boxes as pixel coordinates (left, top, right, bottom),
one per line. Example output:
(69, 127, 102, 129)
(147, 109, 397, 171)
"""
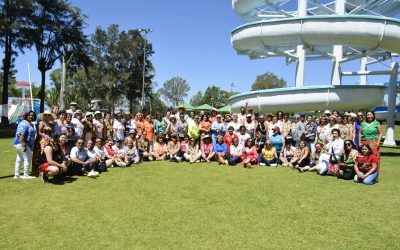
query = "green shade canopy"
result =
(217, 105, 230, 113)
(194, 104, 215, 111)
(176, 102, 195, 111)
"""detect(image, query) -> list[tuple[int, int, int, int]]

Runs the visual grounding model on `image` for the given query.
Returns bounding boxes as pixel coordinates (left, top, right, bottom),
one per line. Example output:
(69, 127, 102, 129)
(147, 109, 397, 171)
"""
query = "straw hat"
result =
(38, 110, 56, 121)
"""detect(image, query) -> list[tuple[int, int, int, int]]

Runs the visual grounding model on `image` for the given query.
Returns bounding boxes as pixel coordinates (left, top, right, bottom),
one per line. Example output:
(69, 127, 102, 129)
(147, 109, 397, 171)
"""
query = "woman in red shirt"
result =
(241, 138, 259, 168)
(354, 144, 379, 185)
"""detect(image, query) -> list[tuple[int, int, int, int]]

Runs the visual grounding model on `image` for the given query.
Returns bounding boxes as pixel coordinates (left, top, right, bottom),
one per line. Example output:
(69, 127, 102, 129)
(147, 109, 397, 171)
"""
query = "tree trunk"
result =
(1, 35, 12, 127)
(39, 69, 46, 113)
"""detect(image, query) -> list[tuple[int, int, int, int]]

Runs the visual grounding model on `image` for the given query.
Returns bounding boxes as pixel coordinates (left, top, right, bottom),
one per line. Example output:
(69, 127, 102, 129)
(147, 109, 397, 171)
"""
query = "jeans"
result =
(259, 156, 277, 166)
(228, 155, 240, 165)
(354, 172, 379, 185)
(14, 144, 33, 177)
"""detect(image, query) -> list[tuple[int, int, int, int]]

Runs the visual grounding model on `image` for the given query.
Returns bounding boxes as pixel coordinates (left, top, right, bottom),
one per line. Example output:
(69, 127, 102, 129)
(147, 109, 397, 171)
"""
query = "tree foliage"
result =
(29, 0, 87, 112)
(0, 0, 33, 125)
(190, 90, 204, 107)
(203, 86, 235, 108)
(158, 77, 190, 108)
(251, 72, 286, 91)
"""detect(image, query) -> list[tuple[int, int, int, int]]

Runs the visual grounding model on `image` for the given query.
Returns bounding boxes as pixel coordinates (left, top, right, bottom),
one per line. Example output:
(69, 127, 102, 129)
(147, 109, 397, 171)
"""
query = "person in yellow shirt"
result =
(259, 139, 278, 167)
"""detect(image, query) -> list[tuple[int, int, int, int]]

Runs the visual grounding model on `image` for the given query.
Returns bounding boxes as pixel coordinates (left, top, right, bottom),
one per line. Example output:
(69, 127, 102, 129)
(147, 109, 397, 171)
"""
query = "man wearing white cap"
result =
(66, 102, 78, 117)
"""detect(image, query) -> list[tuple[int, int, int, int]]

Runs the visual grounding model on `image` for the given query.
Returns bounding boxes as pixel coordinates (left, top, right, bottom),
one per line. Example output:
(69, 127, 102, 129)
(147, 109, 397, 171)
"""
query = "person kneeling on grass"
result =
(228, 137, 242, 166)
(38, 134, 68, 183)
(201, 135, 215, 163)
(124, 138, 140, 166)
(214, 135, 228, 165)
(354, 144, 379, 185)
(167, 134, 182, 162)
(290, 140, 310, 172)
(337, 140, 358, 180)
(70, 138, 99, 177)
(259, 139, 278, 167)
(184, 137, 201, 163)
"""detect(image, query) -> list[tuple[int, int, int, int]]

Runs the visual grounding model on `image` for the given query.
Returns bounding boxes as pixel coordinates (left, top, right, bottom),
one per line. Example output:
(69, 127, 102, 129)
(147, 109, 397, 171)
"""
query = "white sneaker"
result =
(87, 170, 99, 177)
(20, 175, 36, 179)
(259, 163, 266, 166)
(271, 163, 278, 167)
(13, 175, 20, 179)
(282, 163, 288, 167)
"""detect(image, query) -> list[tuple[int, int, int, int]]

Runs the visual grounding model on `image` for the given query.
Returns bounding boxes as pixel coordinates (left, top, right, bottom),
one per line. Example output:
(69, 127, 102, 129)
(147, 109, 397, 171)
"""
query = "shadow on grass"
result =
(381, 151, 400, 157)
(0, 174, 15, 179)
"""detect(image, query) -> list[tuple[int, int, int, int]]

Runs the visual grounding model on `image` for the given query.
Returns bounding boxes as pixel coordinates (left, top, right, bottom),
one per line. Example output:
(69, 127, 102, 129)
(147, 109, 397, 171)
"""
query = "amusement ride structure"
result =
(229, 0, 400, 145)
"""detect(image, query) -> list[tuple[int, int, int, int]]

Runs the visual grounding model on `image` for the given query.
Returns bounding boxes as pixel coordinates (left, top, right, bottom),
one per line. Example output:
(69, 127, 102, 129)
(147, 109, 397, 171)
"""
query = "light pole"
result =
(138, 28, 152, 110)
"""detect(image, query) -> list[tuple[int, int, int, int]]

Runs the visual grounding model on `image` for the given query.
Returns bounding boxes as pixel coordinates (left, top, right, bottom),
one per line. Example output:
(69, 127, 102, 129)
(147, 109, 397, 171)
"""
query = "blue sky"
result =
(8, 0, 400, 102)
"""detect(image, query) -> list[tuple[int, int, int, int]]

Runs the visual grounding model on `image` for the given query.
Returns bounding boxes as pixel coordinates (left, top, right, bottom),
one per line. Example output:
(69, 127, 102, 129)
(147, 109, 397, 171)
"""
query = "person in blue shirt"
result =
(270, 126, 285, 164)
(210, 114, 226, 145)
(214, 135, 228, 165)
(13, 111, 37, 179)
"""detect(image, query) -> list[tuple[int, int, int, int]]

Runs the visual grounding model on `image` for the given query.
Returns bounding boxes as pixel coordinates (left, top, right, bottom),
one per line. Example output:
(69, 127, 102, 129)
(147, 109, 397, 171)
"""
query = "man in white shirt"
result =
(66, 102, 78, 117)
(70, 138, 97, 176)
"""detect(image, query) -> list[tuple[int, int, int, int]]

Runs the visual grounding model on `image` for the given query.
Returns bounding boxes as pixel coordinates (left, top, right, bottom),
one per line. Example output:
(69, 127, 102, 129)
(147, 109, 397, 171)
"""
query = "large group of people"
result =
(13, 102, 382, 185)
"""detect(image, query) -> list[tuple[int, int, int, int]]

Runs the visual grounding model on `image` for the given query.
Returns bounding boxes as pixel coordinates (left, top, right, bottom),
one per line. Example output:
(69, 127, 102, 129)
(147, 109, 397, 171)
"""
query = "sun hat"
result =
(85, 112, 93, 117)
(246, 114, 252, 117)
(216, 114, 222, 118)
(202, 134, 211, 139)
(69, 102, 78, 106)
(75, 109, 83, 115)
(94, 111, 102, 116)
(38, 110, 56, 121)
(350, 112, 357, 118)
(324, 110, 332, 115)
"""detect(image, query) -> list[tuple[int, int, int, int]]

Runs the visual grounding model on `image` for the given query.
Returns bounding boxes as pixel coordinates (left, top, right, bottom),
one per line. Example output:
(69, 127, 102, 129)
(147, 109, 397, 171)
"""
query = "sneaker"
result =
(282, 163, 288, 167)
(20, 175, 36, 179)
(224, 160, 228, 165)
(270, 163, 278, 167)
(149, 157, 153, 161)
(39, 172, 49, 184)
(87, 170, 99, 177)
(259, 163, 266, 166)
(13, 175, 20, 179)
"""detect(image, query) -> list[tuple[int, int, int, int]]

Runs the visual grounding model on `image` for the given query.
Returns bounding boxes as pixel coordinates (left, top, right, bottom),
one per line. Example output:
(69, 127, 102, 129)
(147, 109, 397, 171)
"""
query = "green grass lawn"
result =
(1, 138, 400, 249)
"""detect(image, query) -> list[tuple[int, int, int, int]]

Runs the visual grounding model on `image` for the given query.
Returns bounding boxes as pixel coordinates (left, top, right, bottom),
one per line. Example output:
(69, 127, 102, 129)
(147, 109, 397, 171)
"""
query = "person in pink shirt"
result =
(241, 138, 259, 168)
(200, 135, 215, 163)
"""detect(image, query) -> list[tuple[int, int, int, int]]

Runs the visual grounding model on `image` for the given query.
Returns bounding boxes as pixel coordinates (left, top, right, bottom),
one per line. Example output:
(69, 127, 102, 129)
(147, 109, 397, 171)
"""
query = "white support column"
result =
(360, 56, 368, 85)
(331, 0, 346, 85)
(383, 62, 398, 146)
(296, 0, 307, 87)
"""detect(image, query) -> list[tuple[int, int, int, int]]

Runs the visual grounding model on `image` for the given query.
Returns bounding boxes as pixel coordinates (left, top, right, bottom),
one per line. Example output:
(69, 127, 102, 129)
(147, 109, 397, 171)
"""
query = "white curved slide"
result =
(232, 15, 400, 57)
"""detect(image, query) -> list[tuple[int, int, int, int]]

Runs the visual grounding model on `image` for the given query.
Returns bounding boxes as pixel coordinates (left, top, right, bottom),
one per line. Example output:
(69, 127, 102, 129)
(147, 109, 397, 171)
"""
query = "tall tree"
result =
(0, 0, 32, 126)
(29, 0, 87, 112)
(203, 86, 234, 108)
(190, 90, 204, 107)
(158, 76, 190, 107)
(251, 72, 286, 91)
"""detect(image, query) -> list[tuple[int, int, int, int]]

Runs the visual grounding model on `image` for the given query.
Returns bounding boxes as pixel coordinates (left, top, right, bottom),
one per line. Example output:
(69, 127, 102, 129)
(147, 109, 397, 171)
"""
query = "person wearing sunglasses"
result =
(354, 144, 380, 185)
(359, 111, 382, 160)
(337, 140, 358, 180)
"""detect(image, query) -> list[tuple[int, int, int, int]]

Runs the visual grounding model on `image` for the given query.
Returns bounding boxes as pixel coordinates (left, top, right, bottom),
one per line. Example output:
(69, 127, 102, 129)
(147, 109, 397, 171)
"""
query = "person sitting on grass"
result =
(241, 138, 258, 169)
(180, 136, 190, 160)
(228, 137, 243, 166)
(290, 140, 310, 172)
(280, 137, 296, 167)
(85, 139, 101, 176)
(354, 144, 380, 185)
(70, 138, 98, 177)
(259, 139, 278, 167)
(109, 139, 127, 167)
(214, 135, 228, 165)
(200, 135, 215, 163)
(93, 138, 115, 170)
(152, 135, 168, 161)
(337, 140, 358, 180)
(184, 137, 201, 163)
(137, 131, 151, 161)
(38, 134, 68, 183)
(167, 134, 182, 162)
(124, 137, 140, 166)
(303, 141, 327, 173)
(223, 126, 238, 155)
